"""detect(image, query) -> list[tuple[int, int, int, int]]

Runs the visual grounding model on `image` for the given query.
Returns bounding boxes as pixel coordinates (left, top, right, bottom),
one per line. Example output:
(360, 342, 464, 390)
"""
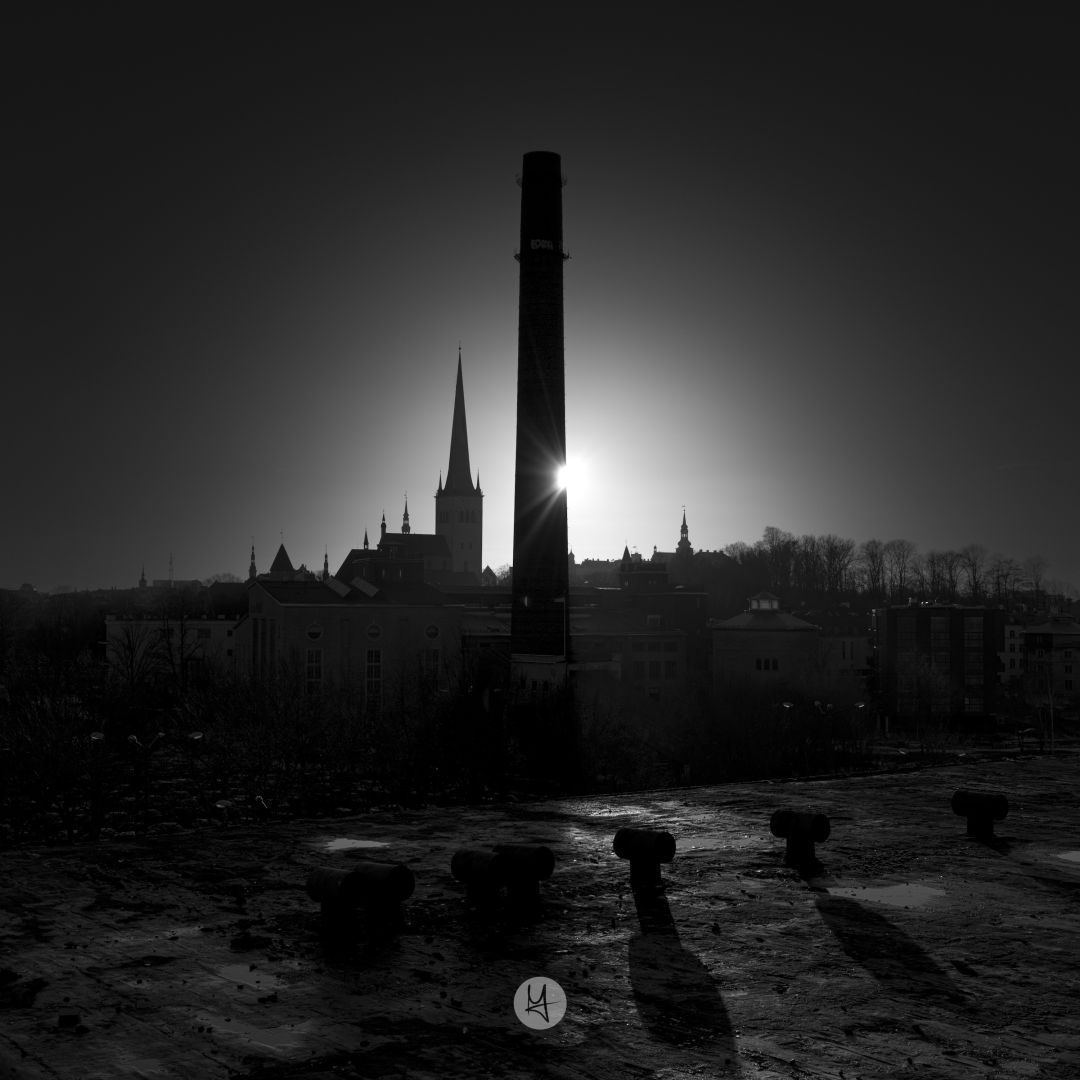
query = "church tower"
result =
(435, 350, 483, 578)
(677, 508, 693, 558)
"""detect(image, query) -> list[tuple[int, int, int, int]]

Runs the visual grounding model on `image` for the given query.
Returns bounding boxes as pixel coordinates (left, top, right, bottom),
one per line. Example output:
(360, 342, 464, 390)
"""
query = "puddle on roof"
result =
(195, 1014, 309, 1051)
(828, 883, 946, 909)
(684, 833, 760, 853)
(1058, 851, 1080, 864)
(320, 837, 389, 852)
(565, 804, 654, 819)
(218, 963, 285, 990)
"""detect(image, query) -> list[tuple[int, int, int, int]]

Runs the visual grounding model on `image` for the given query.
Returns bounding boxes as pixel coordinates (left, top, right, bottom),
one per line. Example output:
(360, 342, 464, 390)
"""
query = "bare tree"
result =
(939, 550, 963, 601)
(960, 543, 988, 600)
(822, 534, 856, 594)
(989, 554, 1022, 605)
(106, 620, 160, 696)
(1023, 554, 1048, 599)
(794, 534, 824, 592)
(884, 539, 918, 600)
(757, 526, 796, 592)
(910, 552, 931, 598)
(857, 539, 887, 598)
(920, 548, 946, 600)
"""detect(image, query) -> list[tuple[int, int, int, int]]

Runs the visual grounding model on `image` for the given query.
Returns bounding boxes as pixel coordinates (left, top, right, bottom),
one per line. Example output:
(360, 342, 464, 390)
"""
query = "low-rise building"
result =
(710, 592, 820, 695)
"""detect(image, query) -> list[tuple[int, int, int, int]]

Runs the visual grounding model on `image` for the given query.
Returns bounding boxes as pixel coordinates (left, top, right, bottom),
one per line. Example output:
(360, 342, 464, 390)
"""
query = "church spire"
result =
(444, 347, 475, 495)
(677, 506, 693, 557)
(402, 496, 411, 535)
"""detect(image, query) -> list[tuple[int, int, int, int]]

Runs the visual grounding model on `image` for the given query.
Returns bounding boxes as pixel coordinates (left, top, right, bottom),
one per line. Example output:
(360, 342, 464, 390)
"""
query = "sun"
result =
(555, 455, 590, 496)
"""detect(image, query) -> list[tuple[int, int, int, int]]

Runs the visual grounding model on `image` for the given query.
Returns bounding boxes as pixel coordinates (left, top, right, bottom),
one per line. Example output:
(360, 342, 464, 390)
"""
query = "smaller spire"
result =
(323, 547, 329, 581)
(363, 528, 369, 550)
(402, 496, 411, 535)
(249, 542, 256, 581)
(380, 511, 386, 540)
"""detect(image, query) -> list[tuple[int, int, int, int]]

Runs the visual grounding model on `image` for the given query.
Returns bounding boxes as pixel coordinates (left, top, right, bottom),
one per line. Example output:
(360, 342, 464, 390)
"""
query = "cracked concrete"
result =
(2, 754, 1078, 1078)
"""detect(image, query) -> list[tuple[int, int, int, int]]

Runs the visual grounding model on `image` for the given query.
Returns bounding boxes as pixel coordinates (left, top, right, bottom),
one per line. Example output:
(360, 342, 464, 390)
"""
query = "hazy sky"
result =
(6, 8, 1078, 592)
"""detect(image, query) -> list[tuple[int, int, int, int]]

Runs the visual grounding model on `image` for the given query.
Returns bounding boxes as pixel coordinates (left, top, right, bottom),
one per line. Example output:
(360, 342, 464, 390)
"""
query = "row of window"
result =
(301, 646, 440, 701)
(631, 660, 679, 681)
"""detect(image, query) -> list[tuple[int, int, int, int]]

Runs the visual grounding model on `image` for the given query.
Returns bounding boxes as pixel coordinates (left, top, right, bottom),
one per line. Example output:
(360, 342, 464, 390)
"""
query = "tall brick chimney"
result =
(510, 150, 570, 684)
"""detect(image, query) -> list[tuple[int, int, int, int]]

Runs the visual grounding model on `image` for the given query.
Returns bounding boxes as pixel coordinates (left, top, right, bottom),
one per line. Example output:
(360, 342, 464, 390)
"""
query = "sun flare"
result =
(555, 456, 590, 496)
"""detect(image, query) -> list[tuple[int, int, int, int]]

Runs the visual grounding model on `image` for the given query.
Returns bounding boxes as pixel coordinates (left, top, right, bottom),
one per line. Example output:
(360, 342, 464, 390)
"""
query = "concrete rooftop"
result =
(2, 754, 1078, 1079)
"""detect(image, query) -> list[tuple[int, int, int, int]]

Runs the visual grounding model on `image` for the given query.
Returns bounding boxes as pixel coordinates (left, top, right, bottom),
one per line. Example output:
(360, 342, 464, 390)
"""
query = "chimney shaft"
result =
(510, 151, 570, 663)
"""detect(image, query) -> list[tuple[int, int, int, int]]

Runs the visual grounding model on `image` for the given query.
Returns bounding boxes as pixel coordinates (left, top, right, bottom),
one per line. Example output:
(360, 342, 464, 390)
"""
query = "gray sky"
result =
(6, 7, 1078, 592)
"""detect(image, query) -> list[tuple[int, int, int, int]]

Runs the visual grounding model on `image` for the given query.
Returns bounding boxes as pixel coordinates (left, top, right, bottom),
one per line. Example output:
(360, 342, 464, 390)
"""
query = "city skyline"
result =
(7, 9, 1078, 593)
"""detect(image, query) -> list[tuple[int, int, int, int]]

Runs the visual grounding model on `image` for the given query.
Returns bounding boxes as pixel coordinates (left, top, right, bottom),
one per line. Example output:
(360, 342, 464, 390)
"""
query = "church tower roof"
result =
(444, 348, 477, 495)
(269, 543, 294, 574)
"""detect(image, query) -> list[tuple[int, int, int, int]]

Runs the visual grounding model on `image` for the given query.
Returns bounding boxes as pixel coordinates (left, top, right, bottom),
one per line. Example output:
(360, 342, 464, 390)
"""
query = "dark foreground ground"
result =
(2, 752, 1079, 1079)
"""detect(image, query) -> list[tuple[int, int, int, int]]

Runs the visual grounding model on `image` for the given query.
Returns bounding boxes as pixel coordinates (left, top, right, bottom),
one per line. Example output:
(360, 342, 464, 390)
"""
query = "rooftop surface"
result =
(2, 754, 1078, 1079)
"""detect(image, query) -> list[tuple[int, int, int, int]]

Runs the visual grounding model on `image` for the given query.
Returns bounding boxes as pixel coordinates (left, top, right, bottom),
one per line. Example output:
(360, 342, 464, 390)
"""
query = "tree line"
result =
(720, 526, 1059, 606)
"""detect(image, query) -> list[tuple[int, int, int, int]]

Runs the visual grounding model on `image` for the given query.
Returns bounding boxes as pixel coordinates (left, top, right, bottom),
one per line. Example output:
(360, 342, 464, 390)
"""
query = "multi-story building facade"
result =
(1021, 613, 1080, 716)
(875, 603, 1005, 725)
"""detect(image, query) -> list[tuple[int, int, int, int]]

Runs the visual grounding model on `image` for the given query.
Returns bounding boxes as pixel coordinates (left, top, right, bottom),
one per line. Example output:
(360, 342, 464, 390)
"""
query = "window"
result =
(664, 660, 677, 680)
(649, 660, 661, 680)
(306, 648, 322, 692)
(366, 649, 381, 712)
(422, 648, 439, 684)
(197, 627, 211, 640)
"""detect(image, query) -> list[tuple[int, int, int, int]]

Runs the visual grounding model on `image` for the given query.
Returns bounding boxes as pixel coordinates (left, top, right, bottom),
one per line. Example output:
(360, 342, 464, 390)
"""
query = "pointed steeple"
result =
(322, 548, 329, 581)
(380, 512, 386, 541)
(402, 497, 411, 535)
(270, 543, 294, 574)
(248, 543, 256, 581)
(677, 506, 693, 557)
(363, 529, 369, 551)
(139, 564, 147, 589)
(444, 348, 475, 495)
